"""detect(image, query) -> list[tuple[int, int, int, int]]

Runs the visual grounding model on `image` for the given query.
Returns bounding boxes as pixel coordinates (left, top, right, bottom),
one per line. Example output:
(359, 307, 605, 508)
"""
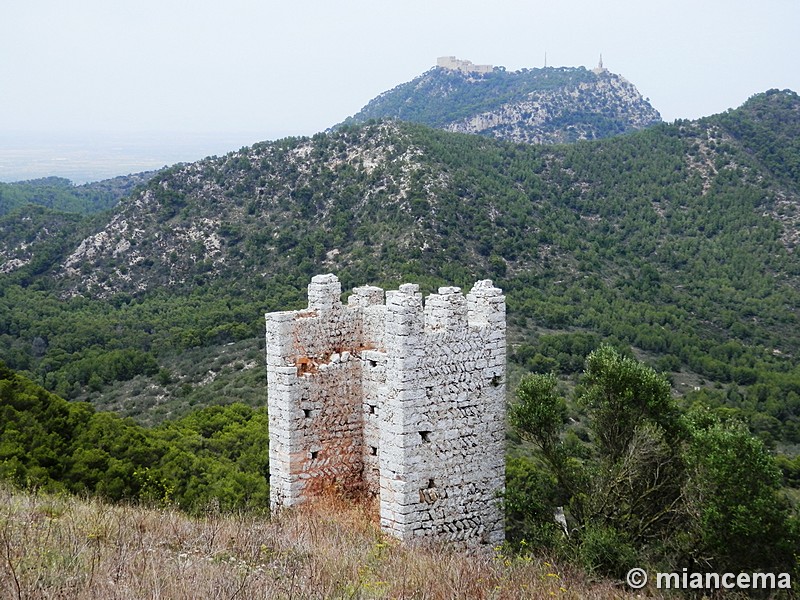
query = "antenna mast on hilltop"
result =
(544, 51, 547, 68)
(593, 54, 607, 74)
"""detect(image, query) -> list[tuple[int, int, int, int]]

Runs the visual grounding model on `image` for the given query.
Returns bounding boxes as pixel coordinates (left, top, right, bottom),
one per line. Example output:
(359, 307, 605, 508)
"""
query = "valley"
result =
(2, 62, 800, 593)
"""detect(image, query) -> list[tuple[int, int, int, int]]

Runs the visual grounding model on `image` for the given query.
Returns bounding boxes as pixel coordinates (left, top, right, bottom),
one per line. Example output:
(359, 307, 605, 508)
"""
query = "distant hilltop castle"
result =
(437, 56, 493, 75)
(438, 55, 608, 76)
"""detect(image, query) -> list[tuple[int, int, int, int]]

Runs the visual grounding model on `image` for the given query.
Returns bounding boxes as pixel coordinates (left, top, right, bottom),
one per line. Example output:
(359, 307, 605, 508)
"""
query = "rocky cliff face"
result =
(444, 71, 661, 144)
(341, 65, 661, 144)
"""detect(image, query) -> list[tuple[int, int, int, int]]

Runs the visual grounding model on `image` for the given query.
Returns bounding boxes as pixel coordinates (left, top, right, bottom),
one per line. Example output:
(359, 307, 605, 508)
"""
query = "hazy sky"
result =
(2, 0, 799, 143)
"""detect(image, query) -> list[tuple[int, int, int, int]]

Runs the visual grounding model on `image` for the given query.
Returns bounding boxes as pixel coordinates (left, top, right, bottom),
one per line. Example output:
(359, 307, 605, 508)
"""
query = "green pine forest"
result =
(0, 174, 154, 216)
(2, 88, 800, 584)
(339, 64, 661, 142)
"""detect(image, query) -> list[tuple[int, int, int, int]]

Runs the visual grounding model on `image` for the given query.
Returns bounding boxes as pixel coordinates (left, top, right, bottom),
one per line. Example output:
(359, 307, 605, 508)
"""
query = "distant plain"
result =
(0, 132, 271, 184)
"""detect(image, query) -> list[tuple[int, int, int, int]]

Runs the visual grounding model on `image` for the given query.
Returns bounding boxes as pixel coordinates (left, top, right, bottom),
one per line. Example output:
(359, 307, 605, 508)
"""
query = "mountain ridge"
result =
(34, 91, 797, 300)
(340, 63, 661, 144)
(1, 91, 799, 444)
(2, 86, 799, 594)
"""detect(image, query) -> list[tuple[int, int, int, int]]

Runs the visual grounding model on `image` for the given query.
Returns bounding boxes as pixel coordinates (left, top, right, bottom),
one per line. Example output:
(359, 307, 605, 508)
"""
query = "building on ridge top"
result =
(437, 56, 494, 75)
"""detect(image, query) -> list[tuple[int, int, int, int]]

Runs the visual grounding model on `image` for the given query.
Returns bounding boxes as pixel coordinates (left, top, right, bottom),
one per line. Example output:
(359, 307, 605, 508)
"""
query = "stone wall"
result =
(265, 274, 505, 547)
(437, 56, 494, 75)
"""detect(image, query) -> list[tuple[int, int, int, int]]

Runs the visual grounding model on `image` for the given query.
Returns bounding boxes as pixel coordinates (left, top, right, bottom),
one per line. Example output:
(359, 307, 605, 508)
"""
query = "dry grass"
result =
(0, 484, 656, 599)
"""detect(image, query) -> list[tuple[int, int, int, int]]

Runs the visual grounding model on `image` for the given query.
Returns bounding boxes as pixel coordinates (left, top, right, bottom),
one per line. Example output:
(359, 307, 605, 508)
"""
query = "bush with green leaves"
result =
(0, 360, 269, 513)
(682, 410, 799, 573)
(508, 345, 799, 579)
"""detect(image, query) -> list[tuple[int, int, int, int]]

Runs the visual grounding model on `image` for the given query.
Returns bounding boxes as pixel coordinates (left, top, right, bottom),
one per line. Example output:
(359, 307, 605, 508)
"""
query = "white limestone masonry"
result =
(436, 56, 493, 75)
(266, 274, 505, 547)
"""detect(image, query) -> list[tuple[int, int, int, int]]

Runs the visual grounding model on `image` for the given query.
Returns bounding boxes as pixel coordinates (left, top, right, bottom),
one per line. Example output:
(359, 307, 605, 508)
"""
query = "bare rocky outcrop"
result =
(444, 71, 661, 144)
(341, 62, 661, 144)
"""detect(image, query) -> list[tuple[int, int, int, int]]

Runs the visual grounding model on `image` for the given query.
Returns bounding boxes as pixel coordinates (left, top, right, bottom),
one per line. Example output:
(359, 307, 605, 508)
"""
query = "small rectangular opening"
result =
(310, 450, 319, 460)
(427, 478, 436, 489)
(368, 404, 376, 414)
(370, 446, 378, 456)
(419, 430, 431, 443)
(303, 408, 312, 418)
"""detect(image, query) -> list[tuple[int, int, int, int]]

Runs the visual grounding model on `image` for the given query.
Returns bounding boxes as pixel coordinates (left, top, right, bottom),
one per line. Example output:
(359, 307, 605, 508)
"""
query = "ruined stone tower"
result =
(265, 274, 505, 547)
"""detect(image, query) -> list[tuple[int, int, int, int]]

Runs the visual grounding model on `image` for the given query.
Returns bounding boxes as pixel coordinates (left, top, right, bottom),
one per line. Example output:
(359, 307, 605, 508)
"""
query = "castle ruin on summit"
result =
(436, 56, 493, 75)
(265, 274, 505, 547)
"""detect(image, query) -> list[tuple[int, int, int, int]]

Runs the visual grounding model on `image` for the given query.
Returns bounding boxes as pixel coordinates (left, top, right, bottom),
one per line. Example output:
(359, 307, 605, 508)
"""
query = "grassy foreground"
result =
(0, 484, 652, 600)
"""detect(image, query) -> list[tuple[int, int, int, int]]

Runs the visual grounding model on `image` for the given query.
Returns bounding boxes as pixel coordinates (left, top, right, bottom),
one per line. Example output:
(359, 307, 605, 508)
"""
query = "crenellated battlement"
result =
(307, 272, 343, 311)
(266, 274, 505, 548)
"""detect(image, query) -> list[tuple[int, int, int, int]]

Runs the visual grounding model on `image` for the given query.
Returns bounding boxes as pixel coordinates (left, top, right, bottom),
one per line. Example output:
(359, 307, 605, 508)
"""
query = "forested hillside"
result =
(0, 90, 798, 451)
(0, 174, 157, 278)
(2, 88, 800, 594)
(340, 64, 661, 143)
(0, 173, 155, 216)
(0, 360, 269, 511)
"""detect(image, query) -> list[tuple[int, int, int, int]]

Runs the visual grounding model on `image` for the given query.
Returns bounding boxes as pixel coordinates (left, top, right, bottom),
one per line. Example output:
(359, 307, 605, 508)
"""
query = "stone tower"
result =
(265, 274, 506, 547)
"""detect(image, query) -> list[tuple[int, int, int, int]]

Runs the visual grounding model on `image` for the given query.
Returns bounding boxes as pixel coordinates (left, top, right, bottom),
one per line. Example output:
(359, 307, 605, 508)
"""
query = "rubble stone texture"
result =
(265, 274, 505, 547)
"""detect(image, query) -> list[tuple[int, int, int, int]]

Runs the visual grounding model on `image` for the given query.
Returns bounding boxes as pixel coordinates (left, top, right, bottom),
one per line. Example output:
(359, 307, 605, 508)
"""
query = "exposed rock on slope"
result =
(2, 91, 800, 419)
(40, 91, 800, 313)
(341, 64, 661, 144)
(444, 71, 661, 144)
(54, 124, 438, 297)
